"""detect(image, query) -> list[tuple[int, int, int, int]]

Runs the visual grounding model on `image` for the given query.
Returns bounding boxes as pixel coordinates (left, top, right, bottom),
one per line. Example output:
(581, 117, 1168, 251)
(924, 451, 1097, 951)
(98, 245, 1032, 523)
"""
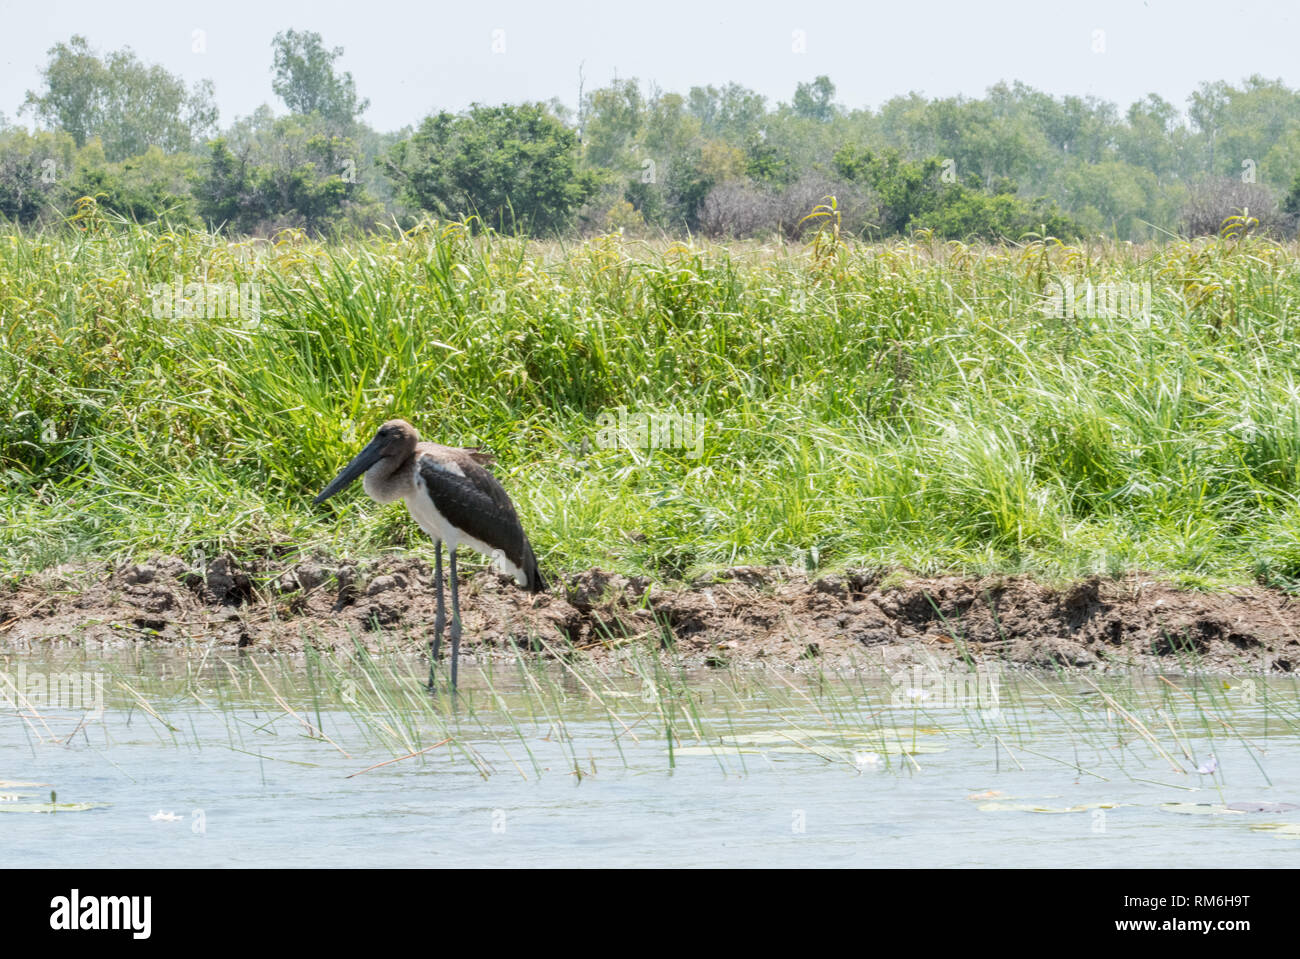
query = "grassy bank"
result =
(4, 209, 1300, 588)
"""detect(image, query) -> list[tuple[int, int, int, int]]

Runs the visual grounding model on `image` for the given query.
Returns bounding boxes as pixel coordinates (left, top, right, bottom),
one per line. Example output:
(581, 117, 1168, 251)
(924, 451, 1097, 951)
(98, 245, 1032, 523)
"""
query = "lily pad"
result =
(673, 733, 946, 760)
(719, 727, 947, 747)
(875, 742, 946, 755)
(855, 727, 955, 739)
(769, 745, 856, 761)
(765, 741, 946, 756)
(1159, 802, 1246, 816)
(1250, 823, 1300, 838)
(979, 801, 1124, 814)
(0, 801, 109, 813)
(721, 729, 844, 746)
(668, 745, 762, 757)
(1225, 802, 1300, 814)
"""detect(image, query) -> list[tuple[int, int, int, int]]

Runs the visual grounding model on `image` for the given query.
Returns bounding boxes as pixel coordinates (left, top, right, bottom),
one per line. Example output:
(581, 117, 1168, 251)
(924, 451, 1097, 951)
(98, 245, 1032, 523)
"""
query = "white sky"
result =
(0, 0, 1295, 131)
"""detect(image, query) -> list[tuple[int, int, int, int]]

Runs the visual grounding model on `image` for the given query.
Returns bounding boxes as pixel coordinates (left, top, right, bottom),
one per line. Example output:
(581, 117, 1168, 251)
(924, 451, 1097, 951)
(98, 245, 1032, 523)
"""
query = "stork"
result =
(314, 419, 546, 690)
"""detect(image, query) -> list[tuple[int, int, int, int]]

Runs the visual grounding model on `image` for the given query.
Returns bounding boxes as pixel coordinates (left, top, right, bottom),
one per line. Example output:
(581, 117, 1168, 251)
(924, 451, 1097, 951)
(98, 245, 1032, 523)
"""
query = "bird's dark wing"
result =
(416, 454, 529, 571)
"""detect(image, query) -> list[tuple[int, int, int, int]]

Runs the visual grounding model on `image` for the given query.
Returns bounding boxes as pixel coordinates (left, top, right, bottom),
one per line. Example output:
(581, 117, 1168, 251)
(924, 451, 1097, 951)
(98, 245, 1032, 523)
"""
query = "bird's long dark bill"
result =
(314, 438, 384, 504)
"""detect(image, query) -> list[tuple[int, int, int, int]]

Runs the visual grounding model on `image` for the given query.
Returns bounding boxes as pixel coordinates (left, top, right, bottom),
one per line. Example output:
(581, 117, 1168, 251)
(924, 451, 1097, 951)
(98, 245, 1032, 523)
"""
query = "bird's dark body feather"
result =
(416, 447, 545, 592)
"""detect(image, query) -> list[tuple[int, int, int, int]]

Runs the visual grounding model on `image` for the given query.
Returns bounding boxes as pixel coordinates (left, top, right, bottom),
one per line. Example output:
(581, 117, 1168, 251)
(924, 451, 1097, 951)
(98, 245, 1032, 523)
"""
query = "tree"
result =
(1212, 76, 1300, 188)
(1058, 160, 1164, 238)
(271, 30, 369, 131)
(1189, 81, 1231, 175)
(915, 188, 1079, 241)
(834, 147, 944, 234)
(193, 139, 252, 229)
(792, 76, 836, 122)
(1284, 172, 1300, 216)
(72, 142, 199, 227)
(622, 89, 701, 227)
(641, 90, 700, 157)
(832, 144, 1077, 239)
(193, 115, 369, 234)
(580, 78, 644, 169)
(387, 103, 597, 234)
(1117, 94, 1181, 180)
(687, 83, 767, 142)
(0, 129, 75, 224)
(22, 37, 105, 148)
(22, 35, 217, 161)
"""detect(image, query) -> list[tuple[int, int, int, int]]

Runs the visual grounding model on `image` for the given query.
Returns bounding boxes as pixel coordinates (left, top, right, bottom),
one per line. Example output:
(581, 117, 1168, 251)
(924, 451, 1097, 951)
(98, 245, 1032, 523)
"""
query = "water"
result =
(3, 648, 1299, 867)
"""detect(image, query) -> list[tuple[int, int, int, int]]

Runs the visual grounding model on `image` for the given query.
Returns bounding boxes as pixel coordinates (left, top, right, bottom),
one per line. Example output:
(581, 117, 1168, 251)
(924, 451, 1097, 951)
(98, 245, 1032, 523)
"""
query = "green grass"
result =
(51, 640, 1300, 783)
(5, 207, 1300, 588)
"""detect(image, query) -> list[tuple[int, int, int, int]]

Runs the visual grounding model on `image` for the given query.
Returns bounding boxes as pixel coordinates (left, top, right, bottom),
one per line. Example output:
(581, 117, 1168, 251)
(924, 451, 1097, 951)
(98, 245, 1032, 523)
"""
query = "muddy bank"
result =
(0, 555, 1296, 672)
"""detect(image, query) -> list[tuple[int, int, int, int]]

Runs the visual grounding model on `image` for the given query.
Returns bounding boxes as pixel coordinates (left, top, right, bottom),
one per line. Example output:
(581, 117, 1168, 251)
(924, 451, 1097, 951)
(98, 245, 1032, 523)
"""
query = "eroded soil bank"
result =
(1, 554, 1296, 673)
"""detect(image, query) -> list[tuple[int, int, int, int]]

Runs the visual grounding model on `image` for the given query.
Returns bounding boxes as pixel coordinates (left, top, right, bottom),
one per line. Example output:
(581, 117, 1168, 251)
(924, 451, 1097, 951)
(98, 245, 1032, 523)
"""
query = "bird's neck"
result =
(363, 455, 412, 503)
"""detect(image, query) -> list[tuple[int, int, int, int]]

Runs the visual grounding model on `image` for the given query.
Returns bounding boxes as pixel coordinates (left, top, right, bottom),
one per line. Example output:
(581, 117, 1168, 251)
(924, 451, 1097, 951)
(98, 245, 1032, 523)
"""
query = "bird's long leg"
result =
(429, 539, 445, 691)
(449, 547, 461, 691)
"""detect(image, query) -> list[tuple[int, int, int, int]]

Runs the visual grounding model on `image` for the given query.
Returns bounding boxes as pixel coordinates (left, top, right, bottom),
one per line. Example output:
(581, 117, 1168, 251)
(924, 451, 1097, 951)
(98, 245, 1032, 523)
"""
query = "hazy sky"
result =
(1, 0, 1294, 131)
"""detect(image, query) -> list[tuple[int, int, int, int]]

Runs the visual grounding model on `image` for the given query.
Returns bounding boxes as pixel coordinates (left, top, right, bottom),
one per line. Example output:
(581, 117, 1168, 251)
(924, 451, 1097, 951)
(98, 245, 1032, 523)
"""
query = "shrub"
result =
(1180, 176, 1293, 238)
(699, 175, 880, 240)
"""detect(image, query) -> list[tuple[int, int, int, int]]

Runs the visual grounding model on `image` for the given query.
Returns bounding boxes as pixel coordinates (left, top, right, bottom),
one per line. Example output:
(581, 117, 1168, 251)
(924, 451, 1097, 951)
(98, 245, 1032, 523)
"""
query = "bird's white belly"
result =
(403, 489, 528, 586)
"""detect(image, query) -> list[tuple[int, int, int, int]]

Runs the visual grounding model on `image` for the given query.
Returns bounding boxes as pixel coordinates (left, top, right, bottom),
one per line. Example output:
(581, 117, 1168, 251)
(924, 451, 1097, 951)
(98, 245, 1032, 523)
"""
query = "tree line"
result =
(2, 30, 1298, 241)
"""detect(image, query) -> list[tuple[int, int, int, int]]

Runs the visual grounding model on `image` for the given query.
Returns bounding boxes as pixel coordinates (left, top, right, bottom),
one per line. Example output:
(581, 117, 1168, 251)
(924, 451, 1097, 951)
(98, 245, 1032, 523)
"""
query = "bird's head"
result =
(314, 419, 419, 504)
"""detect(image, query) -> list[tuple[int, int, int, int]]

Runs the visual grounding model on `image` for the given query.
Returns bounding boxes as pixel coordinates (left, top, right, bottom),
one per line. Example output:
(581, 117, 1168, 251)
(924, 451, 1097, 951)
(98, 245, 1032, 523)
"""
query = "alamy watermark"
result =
(149, 276, 262, 323)
(0, 664, 105, 717)
(50, 890, 150, 939)
(889, 665, 1000, 714)
(1041, 279, 1152, 320)
(595, 406, 705, 458)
